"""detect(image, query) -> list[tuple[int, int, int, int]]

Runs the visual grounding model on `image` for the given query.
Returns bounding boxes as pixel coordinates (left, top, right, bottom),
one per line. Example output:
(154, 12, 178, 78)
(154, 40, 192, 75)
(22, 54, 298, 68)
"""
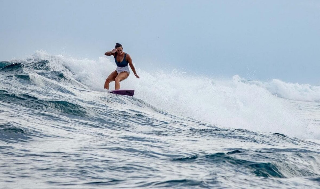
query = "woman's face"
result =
(116, 47, 124, 55)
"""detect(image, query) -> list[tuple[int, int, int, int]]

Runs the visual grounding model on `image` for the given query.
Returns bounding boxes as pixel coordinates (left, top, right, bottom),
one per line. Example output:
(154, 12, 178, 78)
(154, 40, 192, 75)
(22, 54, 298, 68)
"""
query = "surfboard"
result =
(109, 90, 134, 96)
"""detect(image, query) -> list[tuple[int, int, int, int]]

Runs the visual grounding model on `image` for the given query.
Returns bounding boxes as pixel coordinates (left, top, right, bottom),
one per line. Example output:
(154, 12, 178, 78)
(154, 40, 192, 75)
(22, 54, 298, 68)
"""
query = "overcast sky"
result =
(1, 0, 319, 84)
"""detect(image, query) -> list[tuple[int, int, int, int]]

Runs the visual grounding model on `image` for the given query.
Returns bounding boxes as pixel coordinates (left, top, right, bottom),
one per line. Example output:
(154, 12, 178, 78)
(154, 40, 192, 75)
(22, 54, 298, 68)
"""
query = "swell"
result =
(0, 90, 86, 117)
(0, 60, 68, 82)
(0, 123, 31, 143)
(0, 61, 11, 69)
(172, 148, 320, 179)
(0, 62, 23, 73)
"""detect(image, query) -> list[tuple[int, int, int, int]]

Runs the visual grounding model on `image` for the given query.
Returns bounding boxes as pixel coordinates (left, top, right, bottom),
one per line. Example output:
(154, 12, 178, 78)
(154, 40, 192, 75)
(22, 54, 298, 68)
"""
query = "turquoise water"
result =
(1, 52, 320, 188)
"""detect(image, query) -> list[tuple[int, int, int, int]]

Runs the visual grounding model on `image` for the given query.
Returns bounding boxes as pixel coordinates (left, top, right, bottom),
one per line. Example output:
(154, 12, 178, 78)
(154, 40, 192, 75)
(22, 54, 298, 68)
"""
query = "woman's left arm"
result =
(127, 54, 139, 78)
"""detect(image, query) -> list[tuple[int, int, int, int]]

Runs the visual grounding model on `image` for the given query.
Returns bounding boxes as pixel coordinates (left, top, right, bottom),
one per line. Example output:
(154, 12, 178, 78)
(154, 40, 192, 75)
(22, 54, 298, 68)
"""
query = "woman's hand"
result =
(111, 49, 117, 53)
(105, 49, 117, 56)
(134, 73, 140, 78)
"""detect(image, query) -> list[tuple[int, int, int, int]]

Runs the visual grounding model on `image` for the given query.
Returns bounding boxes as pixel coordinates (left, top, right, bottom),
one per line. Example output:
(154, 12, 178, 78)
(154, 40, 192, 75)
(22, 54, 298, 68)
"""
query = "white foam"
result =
(132, 73, 315, 138)
(252, 79, 320, 102)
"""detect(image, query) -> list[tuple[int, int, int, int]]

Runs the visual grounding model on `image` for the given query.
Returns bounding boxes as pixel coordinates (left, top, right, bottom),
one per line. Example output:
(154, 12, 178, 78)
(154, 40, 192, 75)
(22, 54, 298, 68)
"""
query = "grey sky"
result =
(1, 0, 319, 84)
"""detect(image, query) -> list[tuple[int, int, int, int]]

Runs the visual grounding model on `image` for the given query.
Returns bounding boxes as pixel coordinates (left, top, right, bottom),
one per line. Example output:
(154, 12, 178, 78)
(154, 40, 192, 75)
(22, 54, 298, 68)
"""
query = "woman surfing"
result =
(104, 43, 139, 90)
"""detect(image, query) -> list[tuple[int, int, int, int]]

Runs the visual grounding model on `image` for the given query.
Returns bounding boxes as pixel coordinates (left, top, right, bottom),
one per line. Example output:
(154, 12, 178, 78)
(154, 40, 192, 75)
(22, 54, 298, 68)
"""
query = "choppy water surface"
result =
(1, 52, 320, 188)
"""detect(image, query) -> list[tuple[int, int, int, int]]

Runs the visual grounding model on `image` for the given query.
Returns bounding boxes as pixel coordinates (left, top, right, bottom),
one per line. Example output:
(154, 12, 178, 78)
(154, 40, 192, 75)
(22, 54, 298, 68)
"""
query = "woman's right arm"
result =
(105, 49, 117, 56)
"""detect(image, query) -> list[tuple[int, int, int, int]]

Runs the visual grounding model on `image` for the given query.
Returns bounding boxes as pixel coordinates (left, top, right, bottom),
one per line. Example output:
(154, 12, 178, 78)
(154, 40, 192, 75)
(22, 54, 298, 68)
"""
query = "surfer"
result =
(104, 43, 139, 90)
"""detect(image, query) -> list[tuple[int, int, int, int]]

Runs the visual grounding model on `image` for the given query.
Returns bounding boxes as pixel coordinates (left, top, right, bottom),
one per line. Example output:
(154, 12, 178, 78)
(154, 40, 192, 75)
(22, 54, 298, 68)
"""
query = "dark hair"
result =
(115, 43, 122, 48)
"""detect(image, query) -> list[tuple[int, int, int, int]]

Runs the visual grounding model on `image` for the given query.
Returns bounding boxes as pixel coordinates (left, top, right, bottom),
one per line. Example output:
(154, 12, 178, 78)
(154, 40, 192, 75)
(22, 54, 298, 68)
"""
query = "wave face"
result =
(1, 51, 320, 188)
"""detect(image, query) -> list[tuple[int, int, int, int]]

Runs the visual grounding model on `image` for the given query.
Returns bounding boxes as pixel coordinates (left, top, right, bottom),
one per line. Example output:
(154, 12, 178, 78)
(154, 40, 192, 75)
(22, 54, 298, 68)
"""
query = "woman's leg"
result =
(114, 72, 129, 90)
(104, 71, 118, 90)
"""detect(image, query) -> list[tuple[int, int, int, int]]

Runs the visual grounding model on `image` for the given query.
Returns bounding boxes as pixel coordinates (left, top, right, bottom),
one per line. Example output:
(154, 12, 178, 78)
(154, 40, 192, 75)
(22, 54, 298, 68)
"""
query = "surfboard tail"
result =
(110, 90, 134, 96)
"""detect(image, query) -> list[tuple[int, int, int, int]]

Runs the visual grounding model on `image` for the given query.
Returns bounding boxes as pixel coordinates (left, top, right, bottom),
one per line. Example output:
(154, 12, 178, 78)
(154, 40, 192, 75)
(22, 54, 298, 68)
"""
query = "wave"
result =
(1, 51, 319, 139)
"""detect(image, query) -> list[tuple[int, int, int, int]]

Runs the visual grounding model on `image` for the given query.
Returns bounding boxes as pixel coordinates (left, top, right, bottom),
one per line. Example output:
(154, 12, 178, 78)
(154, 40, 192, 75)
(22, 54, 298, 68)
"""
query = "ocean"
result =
(1, 51, 320, 188)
